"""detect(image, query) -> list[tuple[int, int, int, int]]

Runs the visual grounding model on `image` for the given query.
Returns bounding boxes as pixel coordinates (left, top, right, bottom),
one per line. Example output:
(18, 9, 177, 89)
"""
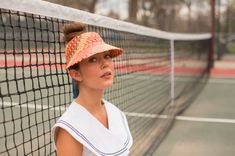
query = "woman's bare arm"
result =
(56, 128, 83, 156)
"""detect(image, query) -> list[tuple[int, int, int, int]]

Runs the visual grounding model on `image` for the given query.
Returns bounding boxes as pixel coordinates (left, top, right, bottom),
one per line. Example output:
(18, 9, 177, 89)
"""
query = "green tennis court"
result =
(154, 77, 235, 156)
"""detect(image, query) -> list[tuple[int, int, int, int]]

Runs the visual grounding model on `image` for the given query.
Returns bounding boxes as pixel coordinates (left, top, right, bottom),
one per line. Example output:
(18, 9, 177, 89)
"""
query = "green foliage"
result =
(227, 42, 235, 53)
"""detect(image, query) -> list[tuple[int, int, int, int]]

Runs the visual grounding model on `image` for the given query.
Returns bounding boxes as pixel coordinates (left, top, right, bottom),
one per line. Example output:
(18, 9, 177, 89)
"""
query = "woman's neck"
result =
(75, 87, 104, 113)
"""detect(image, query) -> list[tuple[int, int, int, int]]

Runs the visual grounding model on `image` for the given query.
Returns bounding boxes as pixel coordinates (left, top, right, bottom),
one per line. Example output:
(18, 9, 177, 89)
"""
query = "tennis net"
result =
(0, 0, 211, 155)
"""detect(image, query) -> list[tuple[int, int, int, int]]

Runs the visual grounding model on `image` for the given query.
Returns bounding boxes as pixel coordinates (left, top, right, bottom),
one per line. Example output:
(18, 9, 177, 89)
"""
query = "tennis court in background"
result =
(154, 77, 235, 156)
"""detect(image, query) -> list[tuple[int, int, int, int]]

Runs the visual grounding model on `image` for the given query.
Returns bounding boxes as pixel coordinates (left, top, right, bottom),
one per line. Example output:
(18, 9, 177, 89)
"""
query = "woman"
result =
(52, 23, 133, 156)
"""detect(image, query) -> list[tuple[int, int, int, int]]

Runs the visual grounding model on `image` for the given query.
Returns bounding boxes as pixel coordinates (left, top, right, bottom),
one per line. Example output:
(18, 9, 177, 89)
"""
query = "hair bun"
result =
(63, 22, 86, 42)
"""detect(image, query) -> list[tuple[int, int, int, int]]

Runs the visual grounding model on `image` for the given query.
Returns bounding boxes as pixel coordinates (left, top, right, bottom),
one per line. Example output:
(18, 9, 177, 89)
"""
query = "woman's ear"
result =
(69, 69, 82, 82)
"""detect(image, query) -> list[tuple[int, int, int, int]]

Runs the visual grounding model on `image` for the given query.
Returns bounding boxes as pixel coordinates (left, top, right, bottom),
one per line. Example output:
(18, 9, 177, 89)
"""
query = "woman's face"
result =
(78, 51, 115, 91)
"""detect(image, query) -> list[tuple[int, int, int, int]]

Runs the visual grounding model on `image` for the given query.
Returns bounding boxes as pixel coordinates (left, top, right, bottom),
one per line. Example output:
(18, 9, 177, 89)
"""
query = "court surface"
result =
(153, 77, 235, 156)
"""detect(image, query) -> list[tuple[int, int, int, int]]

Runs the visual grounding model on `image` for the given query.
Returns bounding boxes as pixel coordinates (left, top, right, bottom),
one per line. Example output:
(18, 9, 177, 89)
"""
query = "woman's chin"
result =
(102, 81, 113, 88)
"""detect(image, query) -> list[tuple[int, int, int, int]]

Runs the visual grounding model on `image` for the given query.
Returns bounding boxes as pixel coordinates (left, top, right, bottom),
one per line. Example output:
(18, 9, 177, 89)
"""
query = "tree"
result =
(129, 0, 138, 22)
(181, 0, 192, 30)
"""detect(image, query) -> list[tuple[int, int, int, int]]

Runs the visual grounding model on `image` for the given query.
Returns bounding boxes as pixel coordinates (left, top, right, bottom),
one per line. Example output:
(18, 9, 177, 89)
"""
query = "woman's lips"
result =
(100, 71, 112, 79)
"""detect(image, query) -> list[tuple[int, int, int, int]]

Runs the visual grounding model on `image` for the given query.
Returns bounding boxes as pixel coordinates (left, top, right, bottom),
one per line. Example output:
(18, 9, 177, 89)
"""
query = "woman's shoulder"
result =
(57, 101, 80, 120)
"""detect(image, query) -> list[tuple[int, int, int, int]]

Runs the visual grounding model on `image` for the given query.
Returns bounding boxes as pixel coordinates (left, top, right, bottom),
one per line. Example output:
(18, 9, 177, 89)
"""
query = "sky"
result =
(95, 0, 129, 20)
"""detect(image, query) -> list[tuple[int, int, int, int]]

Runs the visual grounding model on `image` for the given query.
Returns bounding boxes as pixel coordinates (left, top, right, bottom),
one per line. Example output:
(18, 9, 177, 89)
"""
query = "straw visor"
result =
(65, 32, 123, 69)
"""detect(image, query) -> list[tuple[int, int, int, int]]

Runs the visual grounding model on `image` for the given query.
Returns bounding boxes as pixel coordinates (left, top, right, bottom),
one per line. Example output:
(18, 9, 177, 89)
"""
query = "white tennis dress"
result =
(52, 99, 133, 156)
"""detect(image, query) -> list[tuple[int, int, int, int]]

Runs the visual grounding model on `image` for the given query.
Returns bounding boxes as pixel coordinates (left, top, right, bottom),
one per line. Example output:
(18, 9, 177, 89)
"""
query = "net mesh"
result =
(0, 9, 68, 156)
(0, 1, 211, 156)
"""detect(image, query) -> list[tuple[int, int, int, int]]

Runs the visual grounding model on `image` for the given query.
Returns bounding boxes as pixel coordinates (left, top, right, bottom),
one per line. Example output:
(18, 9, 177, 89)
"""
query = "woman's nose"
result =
(100, 58, 109, 69)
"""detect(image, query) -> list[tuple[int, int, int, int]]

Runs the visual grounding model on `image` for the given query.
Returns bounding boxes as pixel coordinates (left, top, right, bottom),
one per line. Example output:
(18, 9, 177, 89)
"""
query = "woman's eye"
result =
(105, 54, 112, 59)
(88, 57, 97, 63)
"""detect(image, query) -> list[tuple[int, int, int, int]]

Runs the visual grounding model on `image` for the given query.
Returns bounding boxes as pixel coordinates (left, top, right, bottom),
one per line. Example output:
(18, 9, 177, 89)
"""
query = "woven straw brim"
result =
(66, 42, 123, 69)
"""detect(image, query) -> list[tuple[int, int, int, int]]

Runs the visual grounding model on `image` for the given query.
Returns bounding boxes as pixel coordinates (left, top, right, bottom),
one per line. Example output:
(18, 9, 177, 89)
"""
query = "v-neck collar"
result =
(73, 100, 111, 131)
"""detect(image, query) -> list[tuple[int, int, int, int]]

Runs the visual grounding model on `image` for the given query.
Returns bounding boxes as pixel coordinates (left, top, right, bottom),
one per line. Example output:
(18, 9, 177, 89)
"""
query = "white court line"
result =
(1, 101, 235, 124)
(0, 101, 66, 111)
(125, 112, 162, 118)
(124, 112, 235, 124)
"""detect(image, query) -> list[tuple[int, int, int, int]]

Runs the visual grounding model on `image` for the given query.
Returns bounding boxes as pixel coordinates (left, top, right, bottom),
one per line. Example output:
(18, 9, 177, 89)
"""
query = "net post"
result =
(170, 39, 175, 106)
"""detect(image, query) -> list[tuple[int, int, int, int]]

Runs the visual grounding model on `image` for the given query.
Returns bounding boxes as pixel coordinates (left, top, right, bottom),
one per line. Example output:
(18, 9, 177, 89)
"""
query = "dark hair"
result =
(68, 63, 79, 70)
(63, 22, 86, 43)
(72, 79, 79, 98)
